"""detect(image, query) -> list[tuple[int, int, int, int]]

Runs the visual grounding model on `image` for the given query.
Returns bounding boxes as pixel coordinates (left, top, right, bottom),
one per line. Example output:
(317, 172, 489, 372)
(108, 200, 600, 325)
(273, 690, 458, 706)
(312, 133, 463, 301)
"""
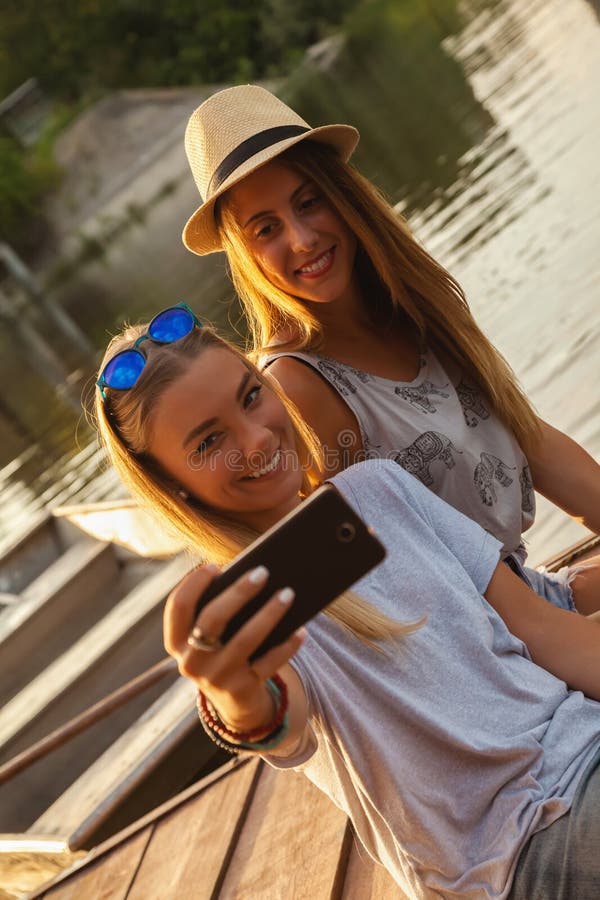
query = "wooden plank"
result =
(0, 556, 191, 835)
(341, 837, 406, 899)
(0, 540, 120, 704)
(0, 554, 190, 754)
(31, 678, 199, 848)
(125, 758, 262, 900)
(0, 511, 60, 594)
(37, 827, 153, 900)
(53, 500, 184, 558)
(218, 764, 348, 899)
(544, 535, 600, 571)
(24, 759, 251, 898)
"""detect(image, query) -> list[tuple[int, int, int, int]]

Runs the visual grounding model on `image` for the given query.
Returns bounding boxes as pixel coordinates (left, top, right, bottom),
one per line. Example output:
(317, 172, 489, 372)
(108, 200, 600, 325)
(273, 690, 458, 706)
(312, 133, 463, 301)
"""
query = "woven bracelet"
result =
(198, 707, 290, 755)
(198, 674, 288, 743)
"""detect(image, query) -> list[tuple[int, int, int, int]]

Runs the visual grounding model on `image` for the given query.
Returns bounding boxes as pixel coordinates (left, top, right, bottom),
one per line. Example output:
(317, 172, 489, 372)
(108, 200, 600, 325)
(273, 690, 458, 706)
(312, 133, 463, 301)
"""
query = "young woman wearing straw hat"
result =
(93, 305, 600, 899)
(180, 84, 600, 616)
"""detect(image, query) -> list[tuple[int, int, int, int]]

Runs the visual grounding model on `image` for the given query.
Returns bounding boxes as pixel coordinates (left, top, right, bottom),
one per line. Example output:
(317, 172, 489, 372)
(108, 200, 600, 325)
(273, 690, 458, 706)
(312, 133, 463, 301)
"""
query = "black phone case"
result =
(194, 483, 386, 660)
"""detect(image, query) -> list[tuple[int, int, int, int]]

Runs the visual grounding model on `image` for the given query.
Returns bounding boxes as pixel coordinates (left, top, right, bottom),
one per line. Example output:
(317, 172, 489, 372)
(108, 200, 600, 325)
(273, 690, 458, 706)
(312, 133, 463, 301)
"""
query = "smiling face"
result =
(225, 159, 360, 310)
(147, 346, 303, 532)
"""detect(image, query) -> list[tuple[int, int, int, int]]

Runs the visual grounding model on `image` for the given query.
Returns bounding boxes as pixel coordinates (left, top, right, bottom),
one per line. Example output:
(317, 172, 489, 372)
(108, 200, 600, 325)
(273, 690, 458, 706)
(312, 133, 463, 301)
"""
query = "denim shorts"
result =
(509, 747, 600, 899)
(521, 563, 577, 612)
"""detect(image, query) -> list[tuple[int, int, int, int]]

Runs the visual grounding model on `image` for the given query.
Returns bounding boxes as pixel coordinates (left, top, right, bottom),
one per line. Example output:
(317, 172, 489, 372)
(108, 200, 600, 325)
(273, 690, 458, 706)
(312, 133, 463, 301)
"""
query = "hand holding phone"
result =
(194, 483, 386, 661)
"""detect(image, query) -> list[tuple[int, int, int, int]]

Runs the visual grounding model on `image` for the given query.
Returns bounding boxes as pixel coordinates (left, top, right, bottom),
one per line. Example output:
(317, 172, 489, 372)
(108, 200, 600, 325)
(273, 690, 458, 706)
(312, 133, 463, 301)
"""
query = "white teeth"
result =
(297, 251, 332, 274)
(247, 449, 281, 479)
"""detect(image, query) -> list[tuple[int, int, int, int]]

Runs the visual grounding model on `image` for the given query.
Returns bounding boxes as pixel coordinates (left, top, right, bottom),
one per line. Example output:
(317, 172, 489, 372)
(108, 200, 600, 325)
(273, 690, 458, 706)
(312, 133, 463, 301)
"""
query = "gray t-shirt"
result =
(267, 460, 600, 898)
(264, 350, 535, 560)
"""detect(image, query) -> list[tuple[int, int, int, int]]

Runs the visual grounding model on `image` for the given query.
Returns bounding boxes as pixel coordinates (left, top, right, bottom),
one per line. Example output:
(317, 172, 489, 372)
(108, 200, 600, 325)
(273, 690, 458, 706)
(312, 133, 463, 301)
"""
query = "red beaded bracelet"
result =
(198, 674, 288, 743)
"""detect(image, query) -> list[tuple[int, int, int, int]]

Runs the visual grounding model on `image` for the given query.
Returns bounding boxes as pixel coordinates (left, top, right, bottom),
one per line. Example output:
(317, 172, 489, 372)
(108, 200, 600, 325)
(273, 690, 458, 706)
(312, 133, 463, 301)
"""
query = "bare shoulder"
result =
(267, 356, 331, 401)
(266, 356, 361, 474)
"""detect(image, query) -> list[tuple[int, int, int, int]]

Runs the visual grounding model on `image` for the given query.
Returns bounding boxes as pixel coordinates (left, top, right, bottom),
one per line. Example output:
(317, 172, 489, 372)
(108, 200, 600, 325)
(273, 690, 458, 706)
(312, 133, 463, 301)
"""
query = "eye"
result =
(254, 220, 278, 240)
(243, 384, 262, 408)
(194, 431, 221, 457)
(299, 192, 321, 212)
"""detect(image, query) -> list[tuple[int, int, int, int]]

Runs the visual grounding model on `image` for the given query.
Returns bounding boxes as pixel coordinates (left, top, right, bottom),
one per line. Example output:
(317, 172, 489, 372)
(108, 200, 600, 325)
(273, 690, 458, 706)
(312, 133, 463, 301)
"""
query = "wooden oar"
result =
(0, 656, 178, 785)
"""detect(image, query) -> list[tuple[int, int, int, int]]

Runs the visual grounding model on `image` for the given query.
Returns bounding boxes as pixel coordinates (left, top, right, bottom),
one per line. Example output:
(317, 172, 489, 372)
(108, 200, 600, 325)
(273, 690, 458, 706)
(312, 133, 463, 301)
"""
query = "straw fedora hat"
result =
(182, 84, 359, 256)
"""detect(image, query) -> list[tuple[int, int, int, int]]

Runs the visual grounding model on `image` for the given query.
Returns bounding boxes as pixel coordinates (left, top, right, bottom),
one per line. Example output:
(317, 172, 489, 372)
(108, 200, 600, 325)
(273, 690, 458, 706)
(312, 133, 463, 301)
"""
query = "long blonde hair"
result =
(94, 322, 416, 645)
(217, 141, 541, 456)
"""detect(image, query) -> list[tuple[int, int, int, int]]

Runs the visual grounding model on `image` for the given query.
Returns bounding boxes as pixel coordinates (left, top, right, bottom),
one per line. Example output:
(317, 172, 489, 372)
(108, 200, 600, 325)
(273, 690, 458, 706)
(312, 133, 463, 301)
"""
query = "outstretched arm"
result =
(529, 419, 600, 534)
(163, 564, 310, 758)
(485, 561, 600, 698)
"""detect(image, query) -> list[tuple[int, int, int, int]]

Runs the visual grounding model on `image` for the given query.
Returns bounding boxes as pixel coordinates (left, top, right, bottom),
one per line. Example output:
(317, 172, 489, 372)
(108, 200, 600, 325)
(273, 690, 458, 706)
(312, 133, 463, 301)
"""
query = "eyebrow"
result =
(182, 370, 252, 448)
(242, 180, 312, 229)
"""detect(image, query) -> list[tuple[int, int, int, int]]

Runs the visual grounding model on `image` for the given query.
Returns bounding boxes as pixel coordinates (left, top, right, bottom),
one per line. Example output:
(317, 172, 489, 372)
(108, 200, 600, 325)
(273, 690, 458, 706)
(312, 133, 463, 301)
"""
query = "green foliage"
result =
(0, 102, 73, 250)
(0, 138, 36, 224)
(0, 0, 360, 100)
(0, 134, 59, 245)
(259, 0, 354, 75)
(0, 0, 359, 253)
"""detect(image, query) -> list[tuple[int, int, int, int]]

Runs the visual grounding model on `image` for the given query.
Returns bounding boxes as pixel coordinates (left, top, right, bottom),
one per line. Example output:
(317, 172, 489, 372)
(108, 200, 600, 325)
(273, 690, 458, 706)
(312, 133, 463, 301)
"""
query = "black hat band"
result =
(208, 125, 310, 196)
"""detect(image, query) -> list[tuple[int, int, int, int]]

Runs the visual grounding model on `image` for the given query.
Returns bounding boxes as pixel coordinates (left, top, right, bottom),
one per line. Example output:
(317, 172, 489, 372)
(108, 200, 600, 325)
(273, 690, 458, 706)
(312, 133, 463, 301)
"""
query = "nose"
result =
(240, 420, 273, 468)
(287, 216, 318, 254)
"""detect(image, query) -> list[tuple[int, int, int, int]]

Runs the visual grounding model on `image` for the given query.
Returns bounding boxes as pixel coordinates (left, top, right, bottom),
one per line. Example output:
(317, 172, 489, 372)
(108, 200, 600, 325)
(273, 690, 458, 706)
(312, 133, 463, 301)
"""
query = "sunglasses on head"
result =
(97, 303, 202, 400)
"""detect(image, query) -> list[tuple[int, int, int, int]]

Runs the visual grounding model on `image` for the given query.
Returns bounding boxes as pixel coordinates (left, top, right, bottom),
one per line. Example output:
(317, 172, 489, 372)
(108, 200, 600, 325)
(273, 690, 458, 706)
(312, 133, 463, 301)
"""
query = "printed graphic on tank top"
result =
(264, 349, 535, 558)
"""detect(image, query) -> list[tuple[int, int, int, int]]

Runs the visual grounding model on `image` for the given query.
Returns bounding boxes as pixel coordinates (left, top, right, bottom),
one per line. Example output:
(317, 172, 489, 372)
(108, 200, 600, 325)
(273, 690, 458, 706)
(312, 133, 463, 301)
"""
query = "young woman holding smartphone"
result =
(95, 303, 600, 899)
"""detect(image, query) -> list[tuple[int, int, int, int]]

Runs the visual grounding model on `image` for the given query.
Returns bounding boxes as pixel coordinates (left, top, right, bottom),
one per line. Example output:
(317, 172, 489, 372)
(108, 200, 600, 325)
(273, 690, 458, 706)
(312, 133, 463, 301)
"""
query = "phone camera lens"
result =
(337, 522, 356, 543)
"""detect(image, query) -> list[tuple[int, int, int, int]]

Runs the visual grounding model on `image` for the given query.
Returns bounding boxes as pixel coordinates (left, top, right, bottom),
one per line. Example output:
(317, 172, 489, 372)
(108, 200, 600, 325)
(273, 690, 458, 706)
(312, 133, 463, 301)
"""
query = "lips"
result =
(295, 248, 335, 278)
(244, 448, 282, 480)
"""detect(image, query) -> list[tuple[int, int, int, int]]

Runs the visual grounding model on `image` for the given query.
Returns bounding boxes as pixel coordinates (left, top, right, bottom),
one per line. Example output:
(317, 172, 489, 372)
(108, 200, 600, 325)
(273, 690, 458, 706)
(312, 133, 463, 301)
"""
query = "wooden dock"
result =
(4, 534, 598, 899)
(24, 757, 404, 899)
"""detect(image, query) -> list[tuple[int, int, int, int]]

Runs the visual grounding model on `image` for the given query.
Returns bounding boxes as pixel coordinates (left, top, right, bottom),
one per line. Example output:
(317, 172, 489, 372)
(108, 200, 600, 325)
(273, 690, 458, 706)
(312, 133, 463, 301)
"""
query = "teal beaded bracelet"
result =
(198, 709, 290, 754)
(197, 676, 290, 754)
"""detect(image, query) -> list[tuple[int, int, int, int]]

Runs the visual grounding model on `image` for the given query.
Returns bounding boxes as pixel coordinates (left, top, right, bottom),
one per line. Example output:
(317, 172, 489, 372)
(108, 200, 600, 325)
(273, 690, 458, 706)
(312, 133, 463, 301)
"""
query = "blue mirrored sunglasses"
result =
(97, 303, 202, 400)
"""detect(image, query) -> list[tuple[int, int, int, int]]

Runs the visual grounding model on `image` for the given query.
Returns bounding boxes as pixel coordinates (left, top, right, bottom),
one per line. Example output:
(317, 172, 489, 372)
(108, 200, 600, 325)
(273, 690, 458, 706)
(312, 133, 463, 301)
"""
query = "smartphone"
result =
(194, 483, 386, 660)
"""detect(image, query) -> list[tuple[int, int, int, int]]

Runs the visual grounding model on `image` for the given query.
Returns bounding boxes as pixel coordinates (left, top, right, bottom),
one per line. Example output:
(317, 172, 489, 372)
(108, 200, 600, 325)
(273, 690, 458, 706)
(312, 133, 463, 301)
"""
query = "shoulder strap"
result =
(260, 350, 323, 373)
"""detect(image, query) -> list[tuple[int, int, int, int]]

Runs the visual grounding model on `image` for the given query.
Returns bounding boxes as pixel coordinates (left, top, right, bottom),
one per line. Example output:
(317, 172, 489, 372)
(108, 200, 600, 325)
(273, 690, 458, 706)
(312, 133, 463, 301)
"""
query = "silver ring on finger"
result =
(187, 623, 223, 653)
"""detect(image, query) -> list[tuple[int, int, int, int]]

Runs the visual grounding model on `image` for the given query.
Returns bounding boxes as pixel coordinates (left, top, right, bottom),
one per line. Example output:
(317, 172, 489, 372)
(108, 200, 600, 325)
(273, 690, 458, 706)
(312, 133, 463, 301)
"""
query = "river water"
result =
(0, 0, 598, 564)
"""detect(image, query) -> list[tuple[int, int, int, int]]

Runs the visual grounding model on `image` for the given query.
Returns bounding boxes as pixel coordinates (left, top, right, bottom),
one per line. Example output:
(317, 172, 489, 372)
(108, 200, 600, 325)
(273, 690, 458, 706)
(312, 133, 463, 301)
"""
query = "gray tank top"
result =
(264, 349, 535, 559)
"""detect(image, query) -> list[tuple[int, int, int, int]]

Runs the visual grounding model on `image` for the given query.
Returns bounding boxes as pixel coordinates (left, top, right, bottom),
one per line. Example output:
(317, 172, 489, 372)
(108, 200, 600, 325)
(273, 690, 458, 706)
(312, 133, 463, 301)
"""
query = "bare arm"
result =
(163, 565, 309, 758)
(529, 419, 600, 534)
(485, 561, 600, 698)
(266, 357, 362, 476)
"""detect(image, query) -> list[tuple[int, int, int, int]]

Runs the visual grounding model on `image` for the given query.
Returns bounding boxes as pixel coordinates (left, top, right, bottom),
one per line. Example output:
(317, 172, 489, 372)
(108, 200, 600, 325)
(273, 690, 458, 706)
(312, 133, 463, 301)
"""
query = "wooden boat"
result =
(50, 499, 184, 559)
(19, 757, 400, 899)
(1, 533, 597, 900)
(0, 503, 226, 854)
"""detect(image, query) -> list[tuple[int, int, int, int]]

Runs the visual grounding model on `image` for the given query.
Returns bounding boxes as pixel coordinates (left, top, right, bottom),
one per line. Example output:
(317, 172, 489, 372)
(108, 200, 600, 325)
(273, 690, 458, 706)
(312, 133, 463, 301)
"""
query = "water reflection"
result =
(0, 0, 598, 561)
(286, 0, 494, 210)
(429, 0, 600, 558)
